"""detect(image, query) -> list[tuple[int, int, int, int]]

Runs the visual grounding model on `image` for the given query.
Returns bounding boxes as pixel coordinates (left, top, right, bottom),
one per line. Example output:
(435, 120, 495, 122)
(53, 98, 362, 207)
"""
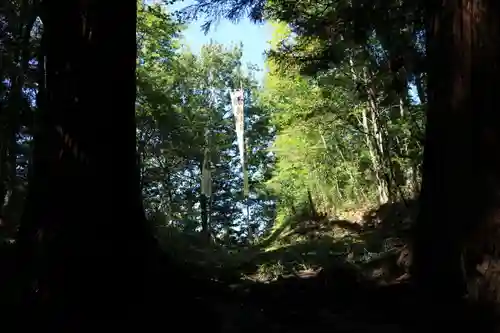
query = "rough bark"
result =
(411, 0, 500, 307)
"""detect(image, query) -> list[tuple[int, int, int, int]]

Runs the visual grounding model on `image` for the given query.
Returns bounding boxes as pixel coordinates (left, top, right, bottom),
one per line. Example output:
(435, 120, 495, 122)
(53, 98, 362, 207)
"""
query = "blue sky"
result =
(167, 0, 272, 84)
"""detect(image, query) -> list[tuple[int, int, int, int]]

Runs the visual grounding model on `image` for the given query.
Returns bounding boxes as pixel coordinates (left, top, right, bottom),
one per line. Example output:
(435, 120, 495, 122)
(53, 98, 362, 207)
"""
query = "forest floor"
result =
(185, 262, 498, 333)
(1, 199, 498, 330)
(159, 199, 499, 332)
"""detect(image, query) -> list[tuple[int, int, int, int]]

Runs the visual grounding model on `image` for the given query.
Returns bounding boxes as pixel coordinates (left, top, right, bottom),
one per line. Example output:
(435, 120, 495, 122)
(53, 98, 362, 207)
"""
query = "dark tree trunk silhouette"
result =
(16, 0, 156, 322)
(412, 0, 500, 307)
(200, 163, 210, 242)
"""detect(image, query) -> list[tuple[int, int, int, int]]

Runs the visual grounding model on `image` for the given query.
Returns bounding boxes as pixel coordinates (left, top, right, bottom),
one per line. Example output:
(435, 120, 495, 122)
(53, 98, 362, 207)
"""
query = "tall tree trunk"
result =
(349, 58, 389, 204)
(414, 72, 426, 105)
(411, 0, 500, 309)
(200, 192, 209, 241)
(16, 0, 155, 322)
(0, 143, 8, 210)
(361, 107, 388, 204)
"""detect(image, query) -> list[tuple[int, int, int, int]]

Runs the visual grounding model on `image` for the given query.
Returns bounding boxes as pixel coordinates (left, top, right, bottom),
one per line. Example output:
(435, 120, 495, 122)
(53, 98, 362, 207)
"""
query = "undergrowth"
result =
(154, 199, 416, 285)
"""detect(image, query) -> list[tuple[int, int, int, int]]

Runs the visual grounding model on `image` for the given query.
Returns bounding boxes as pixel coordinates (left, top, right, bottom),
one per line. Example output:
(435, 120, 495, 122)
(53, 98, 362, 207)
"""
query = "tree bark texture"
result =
(412, 0, 500, 306)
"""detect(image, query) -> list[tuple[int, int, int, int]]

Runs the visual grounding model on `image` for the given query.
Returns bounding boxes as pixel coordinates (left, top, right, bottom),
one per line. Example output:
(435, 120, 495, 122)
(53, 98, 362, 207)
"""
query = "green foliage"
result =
(133, 1, 426, 285)
(259, 23, 375, 228)
(136, 2, 275, 247)
(0, 0, 426, 294)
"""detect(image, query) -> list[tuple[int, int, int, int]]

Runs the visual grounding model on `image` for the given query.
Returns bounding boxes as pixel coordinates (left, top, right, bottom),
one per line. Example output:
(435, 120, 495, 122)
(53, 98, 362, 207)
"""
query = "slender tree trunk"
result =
(414, 72, 426, 105)
(361, 107, 388, 204)
(200, 192, 209, 241)
(0, 143, 8, 210)
(163, 168, 173, 224)
(200, 159, 211, 242)
(411, 0, 500, 309)
(349, 58, 389, 204)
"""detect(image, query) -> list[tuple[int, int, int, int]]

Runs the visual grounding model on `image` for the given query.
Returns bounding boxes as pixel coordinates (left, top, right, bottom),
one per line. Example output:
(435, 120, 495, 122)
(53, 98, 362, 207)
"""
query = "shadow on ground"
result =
(0, 198, 497, 330)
